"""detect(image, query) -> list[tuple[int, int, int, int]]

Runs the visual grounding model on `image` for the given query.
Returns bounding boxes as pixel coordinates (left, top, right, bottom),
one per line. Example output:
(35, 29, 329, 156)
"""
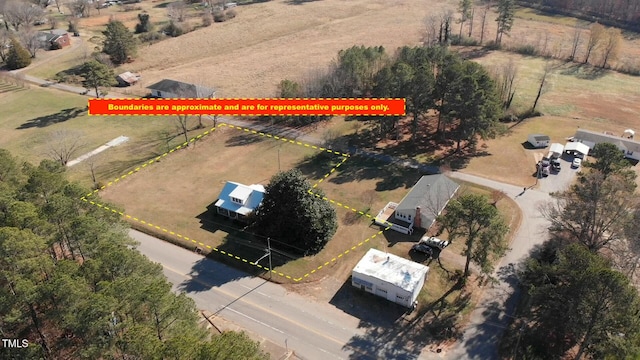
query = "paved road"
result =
(7, 66, 561, 358)
(444, 172, 553, 360)
(130, 229, 379, 360)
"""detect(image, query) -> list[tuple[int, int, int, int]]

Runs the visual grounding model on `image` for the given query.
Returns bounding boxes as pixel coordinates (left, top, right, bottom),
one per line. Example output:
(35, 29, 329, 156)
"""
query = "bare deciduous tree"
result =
(18, 27, 40, 57)
(600, 27, 621, 68)
(541, 171, 638, 251)
(4, 0, 45, 30)
(584, 22, 605, 64)
(422, 14, 441, 46)
(168, 1, 187, 22)
(531, 61, 554, 113)
(175, 114, 190, 145)
(0, 28, 11, 61)
(491, 189, 506, 206)
(569, 24, 583, 61)
(479, 4, 490, 45)
(67, 0, 91, 18)
(46, 130, 85, 166)
(491, 59, 518, 109)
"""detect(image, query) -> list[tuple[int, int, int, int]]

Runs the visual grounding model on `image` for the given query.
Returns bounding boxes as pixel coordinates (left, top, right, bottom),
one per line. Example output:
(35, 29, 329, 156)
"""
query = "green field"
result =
(0, 84, 184, 187)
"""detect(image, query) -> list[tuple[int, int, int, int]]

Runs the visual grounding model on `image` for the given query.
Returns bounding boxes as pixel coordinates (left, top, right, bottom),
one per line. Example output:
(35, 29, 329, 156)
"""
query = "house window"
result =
(156, 91, 162, 97)
(231, 197, 244, 205)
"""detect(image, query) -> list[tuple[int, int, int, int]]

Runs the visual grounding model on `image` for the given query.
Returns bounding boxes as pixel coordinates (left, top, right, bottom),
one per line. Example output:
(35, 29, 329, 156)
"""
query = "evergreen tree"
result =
(437, 193, 509, 281)
(253, 169, 337, 256)
(495, 0, 515, 45)
(80, 60, 115, 98)
(0, 151, 269, 359)
(6, 38, 31, 70)
(102, 20, 137, 64)
(517, 242, 640, 359)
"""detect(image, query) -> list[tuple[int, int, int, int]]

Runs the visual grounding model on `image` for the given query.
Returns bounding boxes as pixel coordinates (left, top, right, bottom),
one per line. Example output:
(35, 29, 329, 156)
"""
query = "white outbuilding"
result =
(564, 141, 590, 159)
(527, 134, 551, 148)
(351, 248, 429, 308)
(548, 143, 564, 159)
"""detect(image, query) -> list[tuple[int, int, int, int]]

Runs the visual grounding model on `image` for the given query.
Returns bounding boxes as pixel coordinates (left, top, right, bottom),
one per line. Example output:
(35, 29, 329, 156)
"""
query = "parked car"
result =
(418, 236, 450, 250)
(410, 243, 433, 258)
(540, 158, 550, 168)
(551, 159, 561, 171)
(572, 157, 582, 168)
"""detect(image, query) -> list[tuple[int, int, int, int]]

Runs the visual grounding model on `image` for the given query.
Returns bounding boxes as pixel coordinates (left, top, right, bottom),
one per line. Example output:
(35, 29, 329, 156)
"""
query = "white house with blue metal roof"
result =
(214, 181, 265, 221)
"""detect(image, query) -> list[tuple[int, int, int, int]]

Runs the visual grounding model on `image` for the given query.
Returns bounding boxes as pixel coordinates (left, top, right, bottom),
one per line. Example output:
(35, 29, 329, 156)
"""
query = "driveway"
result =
(443, 171, 553, 360)
(535, 153, 582, 194)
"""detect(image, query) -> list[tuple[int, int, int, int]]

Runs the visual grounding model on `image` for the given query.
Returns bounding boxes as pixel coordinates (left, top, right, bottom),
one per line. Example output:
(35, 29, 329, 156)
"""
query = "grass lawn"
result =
(0, 84, 181, 182)
(514, 6, 584, 27)
(463, 53, 640, 186)
(94, 122, 521, 287)
(25, 36, 94, 80)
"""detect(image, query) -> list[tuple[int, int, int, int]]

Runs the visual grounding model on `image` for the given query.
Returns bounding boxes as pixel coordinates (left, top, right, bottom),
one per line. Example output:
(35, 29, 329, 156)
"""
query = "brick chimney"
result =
(415, 206, 421, 228)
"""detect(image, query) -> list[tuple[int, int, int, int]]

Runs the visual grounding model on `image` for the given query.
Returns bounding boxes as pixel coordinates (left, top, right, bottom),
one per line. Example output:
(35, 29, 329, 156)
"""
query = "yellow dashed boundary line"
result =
(218, 123, 350, 158)
(80, 121, 391, 282)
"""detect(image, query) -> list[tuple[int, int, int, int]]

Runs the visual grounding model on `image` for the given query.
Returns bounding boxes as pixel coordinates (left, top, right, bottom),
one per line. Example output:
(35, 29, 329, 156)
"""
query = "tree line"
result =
(504, 143, 640, 359)
(0, 149, 267, 359)
(519, 0, 640, 31)
(269, 45, 503, 153)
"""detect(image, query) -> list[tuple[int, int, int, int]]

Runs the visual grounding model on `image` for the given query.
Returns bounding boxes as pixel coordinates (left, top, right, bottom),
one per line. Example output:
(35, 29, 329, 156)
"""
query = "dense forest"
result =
(0, 149, 267, 359)
(518, 0, 640, 30)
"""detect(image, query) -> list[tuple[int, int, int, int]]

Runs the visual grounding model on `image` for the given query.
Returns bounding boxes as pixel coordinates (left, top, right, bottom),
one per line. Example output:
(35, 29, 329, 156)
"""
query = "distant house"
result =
(527, 134, 551, 148)
(116, 71, 141, 87)
(352, 248, 429, 308)
(214, 181, 265, 222)
(37, 29, 70, 50)
(375, 174, 460, 234)
(146, 79, 216, 98)
(573, 129, 640, 161)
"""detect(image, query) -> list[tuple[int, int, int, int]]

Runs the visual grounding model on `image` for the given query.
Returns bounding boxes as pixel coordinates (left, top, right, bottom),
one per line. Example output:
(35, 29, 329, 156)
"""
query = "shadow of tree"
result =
(16, 107, 88, 129)
(224, 132, 267, 147)
(560, 63, 608, 80)
(454, 263, 521, 360)
(177, 251, 254, 293)
(296, 153, 424, 193)
(186, 204, 302, 285)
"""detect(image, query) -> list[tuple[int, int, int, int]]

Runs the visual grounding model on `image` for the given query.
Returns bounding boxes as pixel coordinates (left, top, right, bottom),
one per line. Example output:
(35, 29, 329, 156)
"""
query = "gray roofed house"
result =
(147, 79, 216, 98)
(574, 128, 640, 161)
(375, 174, 460, 234)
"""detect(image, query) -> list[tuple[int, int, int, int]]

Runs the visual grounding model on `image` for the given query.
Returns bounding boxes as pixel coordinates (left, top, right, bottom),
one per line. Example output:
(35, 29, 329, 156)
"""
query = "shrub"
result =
(135, 13, 153, 33)
(201, 13, 213, 26)
(163, 21, 184, 37)
(68, 20, 79, 34)
(138, 31, 165, 43)
(450, 34, 479, 46)
(512, 44, 539, 56)
(6, 39, 32, 70)
(226, 9, 237, 19)
(213, 10, 226, 22)
(483, 41, 502, 50)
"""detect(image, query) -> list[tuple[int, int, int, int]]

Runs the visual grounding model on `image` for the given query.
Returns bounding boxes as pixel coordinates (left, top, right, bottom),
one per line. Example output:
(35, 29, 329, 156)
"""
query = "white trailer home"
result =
(352, 248, 429, 308)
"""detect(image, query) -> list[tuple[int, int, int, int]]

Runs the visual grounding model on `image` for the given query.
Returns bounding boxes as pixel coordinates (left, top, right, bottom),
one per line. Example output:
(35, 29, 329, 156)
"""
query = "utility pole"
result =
(267, 237, 273, 279)
(277, 147, 281, 172)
